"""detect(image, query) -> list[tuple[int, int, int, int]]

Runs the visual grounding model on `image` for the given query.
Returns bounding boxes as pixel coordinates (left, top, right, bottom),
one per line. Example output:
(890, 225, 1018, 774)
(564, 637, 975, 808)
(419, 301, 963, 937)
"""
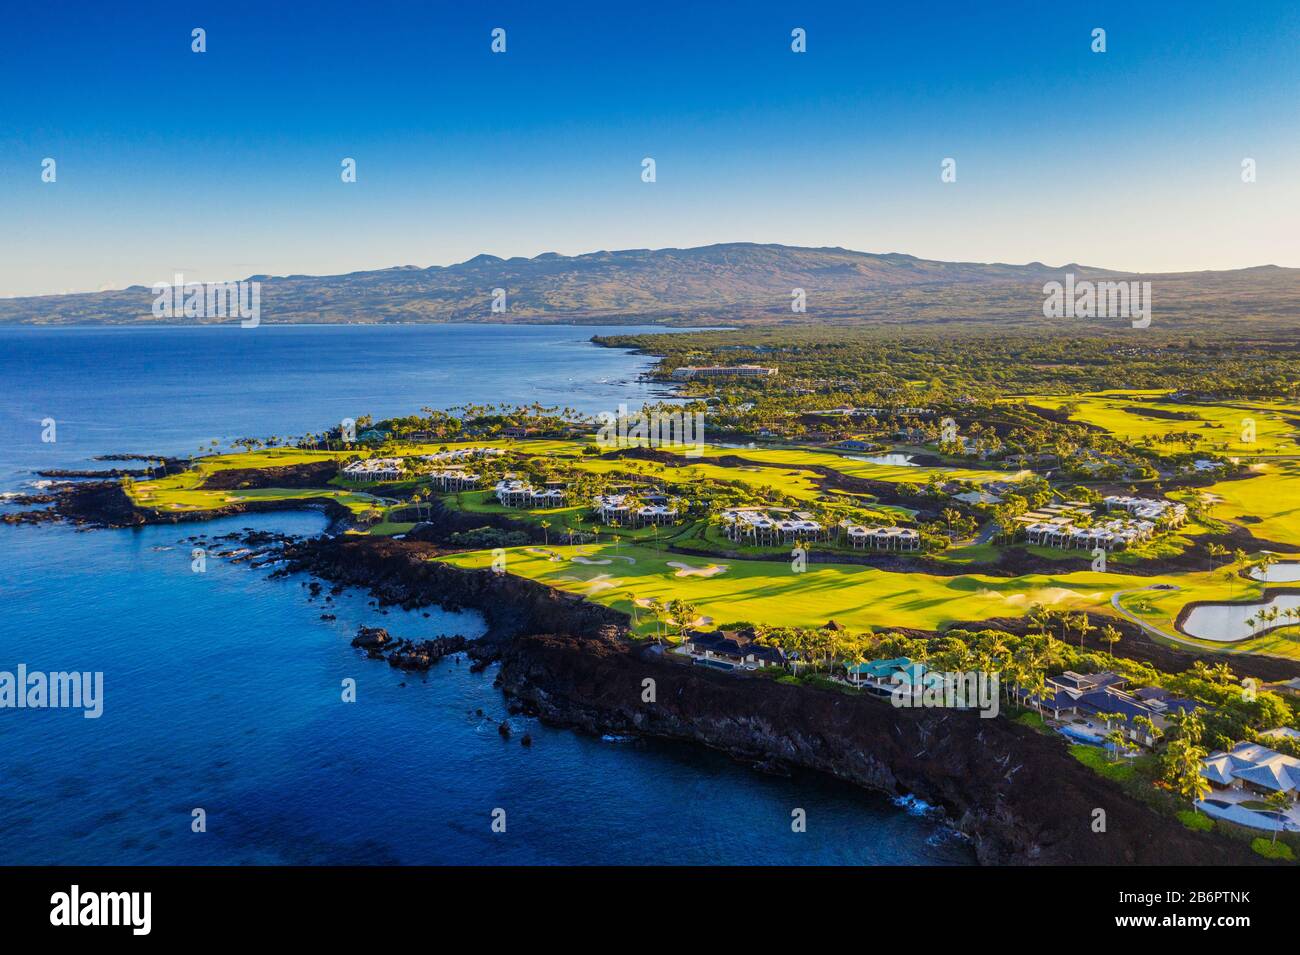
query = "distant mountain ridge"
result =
(1, 243, 1295, 330)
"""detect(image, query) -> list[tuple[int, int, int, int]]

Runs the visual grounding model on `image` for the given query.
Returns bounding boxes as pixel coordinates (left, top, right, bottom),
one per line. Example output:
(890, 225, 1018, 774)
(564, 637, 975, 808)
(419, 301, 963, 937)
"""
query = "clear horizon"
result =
(2, 0, 1298, 296)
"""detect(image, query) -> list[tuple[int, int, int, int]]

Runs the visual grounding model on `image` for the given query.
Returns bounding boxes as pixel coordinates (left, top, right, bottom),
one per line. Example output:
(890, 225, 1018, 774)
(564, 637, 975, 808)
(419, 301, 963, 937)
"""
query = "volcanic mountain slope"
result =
(2, 242, 1295, 331)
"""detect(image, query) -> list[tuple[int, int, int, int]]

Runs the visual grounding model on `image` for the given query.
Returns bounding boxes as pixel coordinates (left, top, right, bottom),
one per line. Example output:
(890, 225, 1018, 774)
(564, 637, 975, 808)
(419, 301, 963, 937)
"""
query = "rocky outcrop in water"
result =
(278, 535, 625, 660)
(387, 636, 470, 670)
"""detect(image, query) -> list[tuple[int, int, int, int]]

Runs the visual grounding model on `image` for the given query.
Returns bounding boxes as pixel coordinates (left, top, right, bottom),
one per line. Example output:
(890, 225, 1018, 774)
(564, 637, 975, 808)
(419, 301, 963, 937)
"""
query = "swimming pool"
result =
(1058, 724, 1109, 748)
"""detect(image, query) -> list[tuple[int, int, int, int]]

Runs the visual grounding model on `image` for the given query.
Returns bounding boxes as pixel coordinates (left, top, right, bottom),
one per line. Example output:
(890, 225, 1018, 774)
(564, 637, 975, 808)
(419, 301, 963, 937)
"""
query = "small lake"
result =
(1180, 593, 1300, 642)
(848, 453, 917, 467)
(1250, 562, 1300, 583)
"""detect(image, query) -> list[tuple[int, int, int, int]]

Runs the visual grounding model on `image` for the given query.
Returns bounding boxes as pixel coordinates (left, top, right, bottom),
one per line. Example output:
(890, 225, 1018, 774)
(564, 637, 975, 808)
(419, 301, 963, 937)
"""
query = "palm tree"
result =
(1265, 790, 1292, 843)
(1161, 734, 1211, 810)
(1071, 612, 1095, 650)
(1097, 711, 1129, 762)
(1206, 542, 1226, 574)
(1099, 623, 1122, 662)
(540, 519, 551, 546)
(1229, 548, 1248, 598)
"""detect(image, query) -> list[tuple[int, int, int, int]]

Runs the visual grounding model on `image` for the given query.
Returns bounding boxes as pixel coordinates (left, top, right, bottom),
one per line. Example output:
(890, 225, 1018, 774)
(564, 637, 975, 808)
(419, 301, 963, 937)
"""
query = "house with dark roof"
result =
(1016, 672, 1203, 746)
(1050, 670, 1128, 694)
(1201, 743, 1300, 801)
(682, 630, 784, 670)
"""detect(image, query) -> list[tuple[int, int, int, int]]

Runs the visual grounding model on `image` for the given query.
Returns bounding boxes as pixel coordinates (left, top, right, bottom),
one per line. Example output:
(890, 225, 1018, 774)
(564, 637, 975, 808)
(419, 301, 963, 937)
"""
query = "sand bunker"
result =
(666, 561, 729, 578)
(572, 554, 637, 566)
(984, 587, 1103, 608)
(556, 573, 620, 594)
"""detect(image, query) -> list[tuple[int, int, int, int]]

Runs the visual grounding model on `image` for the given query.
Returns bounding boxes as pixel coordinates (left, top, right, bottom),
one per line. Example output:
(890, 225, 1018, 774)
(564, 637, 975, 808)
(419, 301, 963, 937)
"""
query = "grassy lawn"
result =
(1020, 390, 1300, 456)
(1068, 744, 1139, 783)
(126, 449, 388, 520)
(646, 442, 1014, 485)
(570, 454, 830, 501)
(1176, 809, 1214, 831)
(438, 541, 1164, 636)
(1176, 461, 1300, 545)
(122, 438, 1300, 661)
(1117, 573, 1300, 661)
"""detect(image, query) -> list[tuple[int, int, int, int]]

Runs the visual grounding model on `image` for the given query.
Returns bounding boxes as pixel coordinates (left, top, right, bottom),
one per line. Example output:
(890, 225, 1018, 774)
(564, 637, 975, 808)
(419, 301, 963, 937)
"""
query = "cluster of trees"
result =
(598, 328, 1300, 404)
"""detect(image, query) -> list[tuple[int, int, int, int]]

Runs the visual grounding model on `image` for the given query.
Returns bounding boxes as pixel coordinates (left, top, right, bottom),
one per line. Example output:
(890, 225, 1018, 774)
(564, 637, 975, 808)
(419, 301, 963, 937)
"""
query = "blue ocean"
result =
(0, 324, 972, 864)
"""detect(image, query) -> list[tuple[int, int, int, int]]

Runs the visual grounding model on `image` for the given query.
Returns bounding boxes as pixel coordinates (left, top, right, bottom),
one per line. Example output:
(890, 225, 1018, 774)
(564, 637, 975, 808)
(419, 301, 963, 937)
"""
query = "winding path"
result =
(1108, 584, 1250, 656)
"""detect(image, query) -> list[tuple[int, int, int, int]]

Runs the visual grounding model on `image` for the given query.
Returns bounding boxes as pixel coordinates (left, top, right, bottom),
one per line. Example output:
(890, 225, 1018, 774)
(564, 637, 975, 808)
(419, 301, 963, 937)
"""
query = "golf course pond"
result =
(1179, 591, 1300, 642)
(1250, 561, 1300, 583)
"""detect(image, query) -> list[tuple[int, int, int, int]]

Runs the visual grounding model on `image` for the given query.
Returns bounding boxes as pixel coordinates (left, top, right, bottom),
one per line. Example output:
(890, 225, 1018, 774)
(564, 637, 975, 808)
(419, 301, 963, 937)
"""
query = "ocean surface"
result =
(0, 324, 972, 865)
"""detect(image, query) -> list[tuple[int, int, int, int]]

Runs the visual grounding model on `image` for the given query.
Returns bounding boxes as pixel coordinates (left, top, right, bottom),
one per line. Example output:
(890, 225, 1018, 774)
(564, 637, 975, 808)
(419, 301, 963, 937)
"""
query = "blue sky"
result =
(2, 0, 1297, 295)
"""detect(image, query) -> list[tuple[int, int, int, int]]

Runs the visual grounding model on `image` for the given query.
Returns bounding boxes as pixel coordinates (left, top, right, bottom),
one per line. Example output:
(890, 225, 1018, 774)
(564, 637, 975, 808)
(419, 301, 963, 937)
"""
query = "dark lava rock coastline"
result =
(495, 628, 1263, 865)
(4, 465, 1283, 864)
(276, 532, 1266, 866)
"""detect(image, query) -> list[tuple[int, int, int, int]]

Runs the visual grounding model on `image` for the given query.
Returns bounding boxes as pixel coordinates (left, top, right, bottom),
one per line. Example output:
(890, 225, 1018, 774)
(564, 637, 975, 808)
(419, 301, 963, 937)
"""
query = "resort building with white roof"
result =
(494, 479, 566, 508)
(341, 458, 404, 482)
(1103, 495, 1188, 526)
(428, 469, 481, 491)
(592, 494, 679, 526)
(842, 523, 921, 551)
(1011, 499, 1181, 552)
(422, 446, 505, 463)
(720, 507, 826, 545)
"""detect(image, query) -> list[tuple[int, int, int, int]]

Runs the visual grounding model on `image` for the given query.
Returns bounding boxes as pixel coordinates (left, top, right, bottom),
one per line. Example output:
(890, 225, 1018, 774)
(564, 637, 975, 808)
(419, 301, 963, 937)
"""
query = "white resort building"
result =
(721, 508, 825, 545)
(428, 469, 480, 491)
(1014, 498, 1182, 552)
(592, 494, 678, 527)
(843, 523, 921, 551)
(423, 447, 505, 464)
(494, 479, 566, 508)
(1022, 518, 1155, 551)
(671, 364, 777, 380)
(1103, 495, 1188, 526)
(341, 458, 404, 482)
